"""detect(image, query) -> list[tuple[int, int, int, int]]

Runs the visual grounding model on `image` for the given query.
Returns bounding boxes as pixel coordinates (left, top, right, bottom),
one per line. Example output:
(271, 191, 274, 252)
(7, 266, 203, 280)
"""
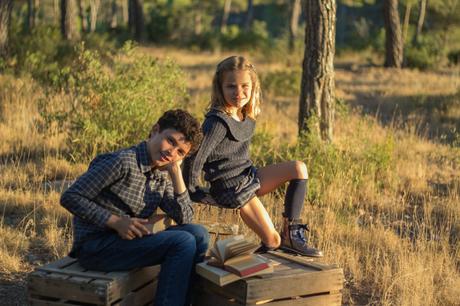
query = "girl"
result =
(184, 56, 322, 257)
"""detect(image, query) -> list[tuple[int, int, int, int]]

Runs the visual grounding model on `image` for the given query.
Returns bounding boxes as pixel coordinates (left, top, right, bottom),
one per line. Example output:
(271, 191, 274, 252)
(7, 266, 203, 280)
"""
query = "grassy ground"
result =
(0, 47, 459, 305)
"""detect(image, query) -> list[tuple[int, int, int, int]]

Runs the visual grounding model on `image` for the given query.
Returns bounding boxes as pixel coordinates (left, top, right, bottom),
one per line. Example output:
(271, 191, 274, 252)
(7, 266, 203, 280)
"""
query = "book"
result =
(196, 235, 273, 286)
(196, 260, 274, 286)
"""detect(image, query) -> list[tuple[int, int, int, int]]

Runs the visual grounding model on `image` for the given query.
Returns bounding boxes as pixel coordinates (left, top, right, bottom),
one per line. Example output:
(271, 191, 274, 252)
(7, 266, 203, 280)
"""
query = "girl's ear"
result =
(149, 124, 160, 138)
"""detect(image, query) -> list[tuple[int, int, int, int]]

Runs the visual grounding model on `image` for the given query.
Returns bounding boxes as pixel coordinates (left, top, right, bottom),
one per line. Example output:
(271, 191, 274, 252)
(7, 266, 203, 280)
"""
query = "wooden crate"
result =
(193, 251, 344, 306)
(28, 257, 160, 306)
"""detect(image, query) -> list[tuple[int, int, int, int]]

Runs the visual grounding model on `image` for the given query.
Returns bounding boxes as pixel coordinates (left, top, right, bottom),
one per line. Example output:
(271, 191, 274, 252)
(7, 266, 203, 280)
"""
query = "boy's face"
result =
(148, 126, 191, 169)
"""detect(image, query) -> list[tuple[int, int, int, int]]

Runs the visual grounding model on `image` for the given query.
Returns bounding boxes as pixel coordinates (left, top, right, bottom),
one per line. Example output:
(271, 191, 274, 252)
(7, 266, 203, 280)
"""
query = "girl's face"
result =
(221, 70, 253, 112)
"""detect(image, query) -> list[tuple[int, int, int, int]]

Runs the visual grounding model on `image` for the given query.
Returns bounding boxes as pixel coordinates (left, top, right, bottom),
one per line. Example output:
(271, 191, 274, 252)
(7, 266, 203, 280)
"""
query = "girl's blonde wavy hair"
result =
(209, 56, 261, 120)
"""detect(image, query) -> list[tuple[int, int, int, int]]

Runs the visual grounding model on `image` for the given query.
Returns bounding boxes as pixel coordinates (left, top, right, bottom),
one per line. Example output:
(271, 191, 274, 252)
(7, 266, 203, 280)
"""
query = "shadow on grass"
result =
(348, 91, 460, 146)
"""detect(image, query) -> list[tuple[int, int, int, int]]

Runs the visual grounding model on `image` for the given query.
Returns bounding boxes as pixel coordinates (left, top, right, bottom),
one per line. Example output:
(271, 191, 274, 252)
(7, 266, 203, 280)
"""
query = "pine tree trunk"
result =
(402, 2, 412, 46)
(0, 0, 13, 57)
(77, 0, 88, 32)
(289, 0, 301, 52)
(89, 0, 100, 32)
(27, 0, 39, 31)
(383, 0, 403, 68)
(221, 0, 232, 33)
(128, 0, 144, 41)
(413, 0, 426, 45)
(61, 0, 80, 40)
(244, 0, 253, 31)
(110, 0, 118, 29)
(298, 0, 336, 141)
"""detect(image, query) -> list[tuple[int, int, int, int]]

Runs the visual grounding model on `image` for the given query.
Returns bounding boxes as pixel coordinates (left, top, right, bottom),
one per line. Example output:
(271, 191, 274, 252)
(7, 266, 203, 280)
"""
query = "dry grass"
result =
(0, 47, 459, 305)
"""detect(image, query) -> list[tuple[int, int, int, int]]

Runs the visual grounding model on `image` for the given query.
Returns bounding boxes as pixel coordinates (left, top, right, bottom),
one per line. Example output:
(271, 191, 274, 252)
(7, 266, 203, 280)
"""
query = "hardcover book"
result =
(196, 235, 273, 286)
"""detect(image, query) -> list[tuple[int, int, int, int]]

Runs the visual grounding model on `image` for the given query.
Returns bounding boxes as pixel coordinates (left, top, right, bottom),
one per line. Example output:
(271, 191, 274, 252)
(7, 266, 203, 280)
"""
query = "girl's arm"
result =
(183, 118, 227, 193)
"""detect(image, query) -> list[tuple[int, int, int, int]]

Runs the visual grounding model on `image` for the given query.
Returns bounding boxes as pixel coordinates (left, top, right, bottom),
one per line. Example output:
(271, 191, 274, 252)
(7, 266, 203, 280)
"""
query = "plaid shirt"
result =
(60, 141, 194, 253)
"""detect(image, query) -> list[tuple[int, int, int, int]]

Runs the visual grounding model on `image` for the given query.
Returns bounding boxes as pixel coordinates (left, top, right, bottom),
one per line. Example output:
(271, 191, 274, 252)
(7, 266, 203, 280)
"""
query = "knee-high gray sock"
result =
(283, 179, 307, 220)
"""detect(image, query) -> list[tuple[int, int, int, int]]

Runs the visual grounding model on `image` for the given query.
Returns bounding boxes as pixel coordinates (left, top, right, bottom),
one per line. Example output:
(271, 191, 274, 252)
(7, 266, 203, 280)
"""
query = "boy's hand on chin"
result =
(160, 159, 182, 175)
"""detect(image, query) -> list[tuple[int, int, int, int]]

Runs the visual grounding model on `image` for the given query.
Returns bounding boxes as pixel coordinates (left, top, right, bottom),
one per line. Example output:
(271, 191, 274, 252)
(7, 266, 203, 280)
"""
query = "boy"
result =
(60, 109, 208, 306)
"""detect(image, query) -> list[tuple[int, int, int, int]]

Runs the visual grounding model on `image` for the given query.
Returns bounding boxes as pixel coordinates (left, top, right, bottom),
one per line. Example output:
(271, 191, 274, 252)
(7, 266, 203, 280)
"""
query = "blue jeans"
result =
(77, 224, 209, 306)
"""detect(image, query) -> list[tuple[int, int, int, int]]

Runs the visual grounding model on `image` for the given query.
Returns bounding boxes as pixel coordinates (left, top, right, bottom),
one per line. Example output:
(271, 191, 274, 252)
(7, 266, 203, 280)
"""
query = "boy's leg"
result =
(166, 224, 209, 262)
(77, 230, 196, 306)
(166, 224, 209, 305)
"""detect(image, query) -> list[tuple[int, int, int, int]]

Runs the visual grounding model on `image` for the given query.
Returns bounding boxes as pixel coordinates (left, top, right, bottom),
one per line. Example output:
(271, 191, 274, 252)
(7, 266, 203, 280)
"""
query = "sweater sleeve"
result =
(183, 118, 227, 193)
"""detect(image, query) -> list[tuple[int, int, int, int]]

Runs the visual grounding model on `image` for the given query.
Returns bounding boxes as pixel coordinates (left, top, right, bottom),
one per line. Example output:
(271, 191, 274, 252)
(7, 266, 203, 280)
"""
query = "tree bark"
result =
(383, 0, 403, 68)
(128, 0, 144, 41)
(298, 0, 336, 141)
(289, 0, 302, 52)
(244, 0, 253, 31)
(221, 0, 232, 33)
(402, 1, 412, 46)
(0, 0, 13, 58)
(413, 0, 426, 45)
(61, 0, 80, 40)
(110, 0, 118, 29)
(27, 0, 40, 31)
(77, 0, 88, 32)
(89, 0, 100, 32)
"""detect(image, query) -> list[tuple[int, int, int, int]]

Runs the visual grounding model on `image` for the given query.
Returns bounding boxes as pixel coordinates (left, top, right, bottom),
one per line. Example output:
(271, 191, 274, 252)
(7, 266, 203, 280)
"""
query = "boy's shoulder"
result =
(90, 143, 142, 170)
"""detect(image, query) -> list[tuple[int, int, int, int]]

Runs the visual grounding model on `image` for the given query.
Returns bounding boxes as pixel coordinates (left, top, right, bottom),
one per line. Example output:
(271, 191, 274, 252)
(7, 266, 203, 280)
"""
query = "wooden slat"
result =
(29, 296, 102, 306)
(113, 280, 158, 306)
(104, 265, 161, 304)
(28, 273, 107, 305)
(244, 269, 344, 304)
(35, 267, 116, 281)
(193, 286, 342, 306)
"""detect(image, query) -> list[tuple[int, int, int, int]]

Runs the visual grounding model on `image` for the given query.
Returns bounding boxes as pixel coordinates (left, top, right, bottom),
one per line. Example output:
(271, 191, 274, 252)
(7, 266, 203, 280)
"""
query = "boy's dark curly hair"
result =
(155, 109, 203, 154)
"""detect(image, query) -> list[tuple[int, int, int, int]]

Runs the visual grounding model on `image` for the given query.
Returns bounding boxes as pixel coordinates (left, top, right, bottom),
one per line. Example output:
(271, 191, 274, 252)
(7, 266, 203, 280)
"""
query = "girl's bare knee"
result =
(294, 161, 308, 180)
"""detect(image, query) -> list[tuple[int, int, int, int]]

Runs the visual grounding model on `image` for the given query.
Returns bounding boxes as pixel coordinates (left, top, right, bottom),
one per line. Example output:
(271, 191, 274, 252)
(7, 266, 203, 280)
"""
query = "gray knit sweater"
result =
(184, 109, 256, 192)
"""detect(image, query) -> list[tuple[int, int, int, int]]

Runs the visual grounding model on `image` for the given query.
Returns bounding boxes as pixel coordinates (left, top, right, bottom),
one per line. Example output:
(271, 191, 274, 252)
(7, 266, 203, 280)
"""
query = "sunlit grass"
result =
(0, 47, 458, 305)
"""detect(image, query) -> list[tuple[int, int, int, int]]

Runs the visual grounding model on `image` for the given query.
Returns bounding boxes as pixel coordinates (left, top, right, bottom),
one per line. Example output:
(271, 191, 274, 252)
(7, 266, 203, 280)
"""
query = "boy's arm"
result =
(60, 154, 125, 228)
(159, 161, 194, 224)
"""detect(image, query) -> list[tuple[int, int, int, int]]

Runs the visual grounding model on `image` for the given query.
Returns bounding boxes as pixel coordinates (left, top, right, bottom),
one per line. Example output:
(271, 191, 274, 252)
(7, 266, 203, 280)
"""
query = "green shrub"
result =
(41, 43, 188, 160)
(260, 69, 301, 97)
(405, 34, 446, 69)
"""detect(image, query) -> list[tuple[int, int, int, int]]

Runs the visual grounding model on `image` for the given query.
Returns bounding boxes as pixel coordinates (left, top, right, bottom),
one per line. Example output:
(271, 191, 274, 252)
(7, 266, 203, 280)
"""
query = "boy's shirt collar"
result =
(137, 141, 155, 174)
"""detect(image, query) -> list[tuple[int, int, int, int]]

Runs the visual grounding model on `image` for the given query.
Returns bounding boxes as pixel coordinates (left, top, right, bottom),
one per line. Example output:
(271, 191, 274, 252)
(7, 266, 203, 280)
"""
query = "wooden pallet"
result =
(193, 251, 344, 306)
(28, 257, 160, 306)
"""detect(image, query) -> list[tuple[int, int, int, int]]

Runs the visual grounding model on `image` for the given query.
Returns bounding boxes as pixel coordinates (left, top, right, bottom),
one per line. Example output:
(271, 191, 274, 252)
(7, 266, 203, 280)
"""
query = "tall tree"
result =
(0, 0, 13, 58)
(383, 0, 403, 68)
(221, 0, 232, 33)
(89, 0, 100, 32)
(244, 0, 253, 31)
(402, 0, 413, 46)
(77, 0, 88, 32)
(289, 0, 302, 52)
(61, 0, 80, 40)
(27, 0, 40, 31)
(413, 0, 426, 45)
(128, 0, 144, 41)
(110, 0, 118, 29)
(298, 0, 336, 141)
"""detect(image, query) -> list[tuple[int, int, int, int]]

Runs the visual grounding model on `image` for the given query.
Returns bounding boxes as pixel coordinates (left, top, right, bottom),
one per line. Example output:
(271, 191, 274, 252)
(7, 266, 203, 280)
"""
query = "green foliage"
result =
(220, 21, 270, 51)
(41, 43, 188, 160)
(5, 24, 118, 84)
(250, 115, 395, 207)
(260, 68, 301, 97)
(405, 34, 446, 69)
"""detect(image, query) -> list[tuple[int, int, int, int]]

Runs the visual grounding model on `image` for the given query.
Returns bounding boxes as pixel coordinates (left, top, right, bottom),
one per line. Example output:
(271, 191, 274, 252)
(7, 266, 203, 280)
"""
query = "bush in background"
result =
(40, 43, 188, 160)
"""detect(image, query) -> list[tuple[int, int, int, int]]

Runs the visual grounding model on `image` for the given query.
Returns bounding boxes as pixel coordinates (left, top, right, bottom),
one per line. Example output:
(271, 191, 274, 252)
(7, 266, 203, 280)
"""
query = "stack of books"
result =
(196, 235, 273, 286)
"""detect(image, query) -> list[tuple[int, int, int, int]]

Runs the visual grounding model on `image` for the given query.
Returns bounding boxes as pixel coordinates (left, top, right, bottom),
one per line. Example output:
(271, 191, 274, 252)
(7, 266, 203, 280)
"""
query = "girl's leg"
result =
(239, 196, 281, 248)
(256, 161, 307, 196)
(256, 161, 307, 219)
(255, 161, 323, 257)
